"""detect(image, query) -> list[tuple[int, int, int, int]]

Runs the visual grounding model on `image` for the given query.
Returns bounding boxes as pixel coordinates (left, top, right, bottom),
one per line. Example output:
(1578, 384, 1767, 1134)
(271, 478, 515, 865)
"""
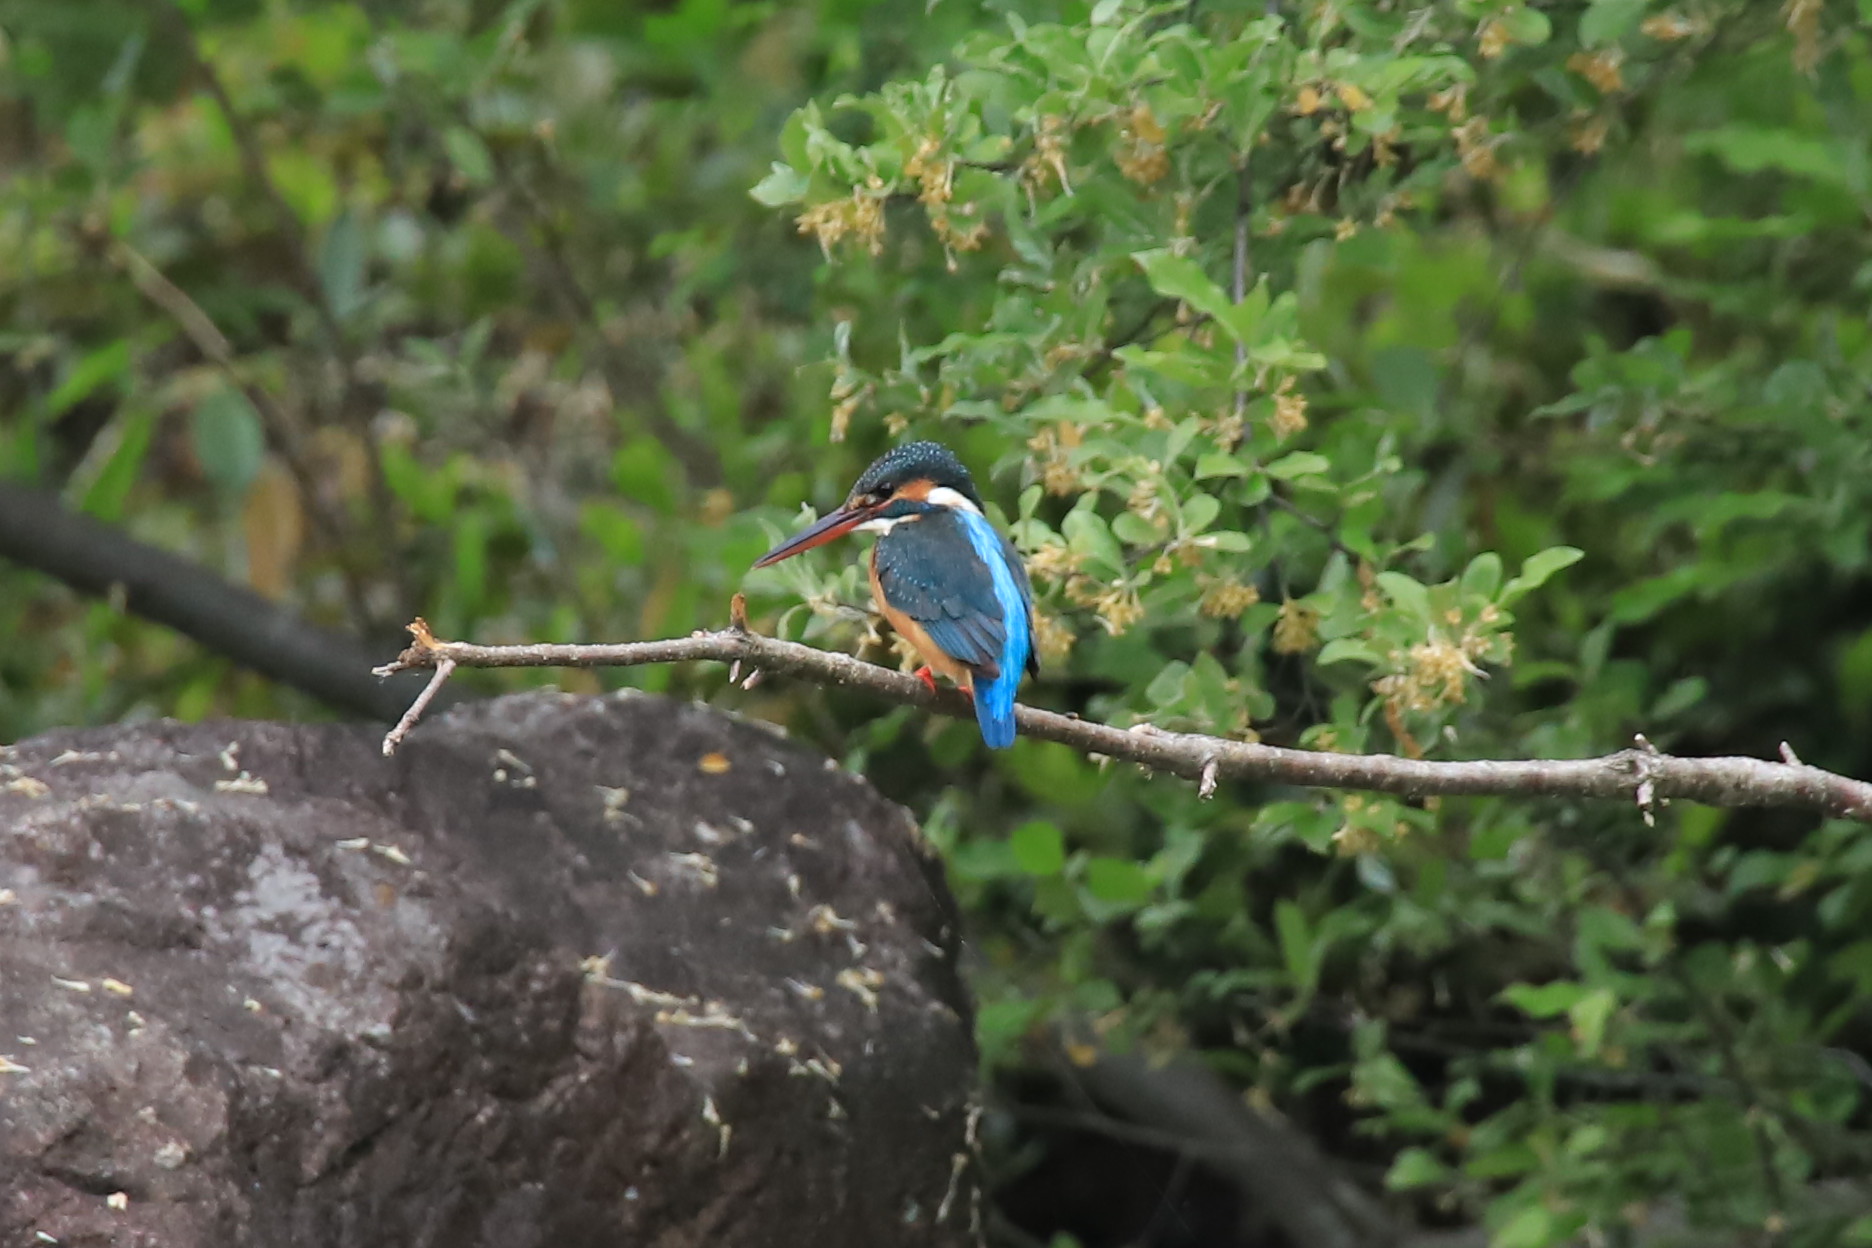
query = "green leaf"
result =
(76, 408, 155, 522)
(1062, 507, 1126, 575)
(190, 386, 267, 498)
(318, 208, 368, 325)
(1386, 1147, 1450, 1191)
(1494, 1205, 1556, 1248)
(1376, 571, 1431, 620)
(1146, 661, 1191, 707)
(1460, 552, 1503, 600)
(1264, 451, 1330, 480)
(750, 162, 809, 206)
(1195, 451, 1249, 479)
(1111, 511, 1160, 545)
(1011, 821, 1066, 876)
(1132, 249, 1235, 325)
(1501, 546, 1584, 605)
(1084, 856, 1151, 905)
(46, 340, 132, 417)
(443, 126, 494, 185)
(1317, 638, 1380, 667)
(1502, 980, 1587, 1018)
(1180, 492, 1219, 533)
(1274, 900, 1320, 996)
(1568, 986, 1618, 1056)
(1579, 0, 1648, 47)
(1499, 6, 1552, 46)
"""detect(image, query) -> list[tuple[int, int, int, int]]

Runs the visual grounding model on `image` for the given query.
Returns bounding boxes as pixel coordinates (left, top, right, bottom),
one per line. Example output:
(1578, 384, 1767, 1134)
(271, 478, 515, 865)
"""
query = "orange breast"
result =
(870, 551, 972, 687)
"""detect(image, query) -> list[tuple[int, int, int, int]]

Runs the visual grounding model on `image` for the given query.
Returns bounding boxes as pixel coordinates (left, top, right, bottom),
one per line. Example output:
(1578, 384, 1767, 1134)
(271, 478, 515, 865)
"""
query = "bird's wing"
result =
(872, 512, 1009, 679)
(996, 527, 1040, 677)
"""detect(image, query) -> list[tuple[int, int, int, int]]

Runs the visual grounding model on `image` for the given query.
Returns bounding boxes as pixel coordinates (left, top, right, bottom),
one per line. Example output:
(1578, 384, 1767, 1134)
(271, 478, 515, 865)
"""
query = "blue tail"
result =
(975, 667, 1020, 749)
(954, 512, 1032, 749)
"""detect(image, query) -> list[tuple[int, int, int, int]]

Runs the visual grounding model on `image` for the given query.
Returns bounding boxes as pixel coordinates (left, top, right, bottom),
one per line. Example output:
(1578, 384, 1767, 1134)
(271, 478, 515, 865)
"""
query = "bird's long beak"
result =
(752, 504, 872, 568)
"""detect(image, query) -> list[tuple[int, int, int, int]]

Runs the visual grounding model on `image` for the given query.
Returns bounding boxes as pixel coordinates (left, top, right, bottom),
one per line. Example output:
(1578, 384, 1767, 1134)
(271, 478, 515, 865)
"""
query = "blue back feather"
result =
(953, 511, 1031, 748)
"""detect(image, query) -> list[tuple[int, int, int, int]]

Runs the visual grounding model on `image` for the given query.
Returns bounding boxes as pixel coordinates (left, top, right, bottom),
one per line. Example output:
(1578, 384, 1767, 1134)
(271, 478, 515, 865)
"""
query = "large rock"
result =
(0, 692, 978, 1247)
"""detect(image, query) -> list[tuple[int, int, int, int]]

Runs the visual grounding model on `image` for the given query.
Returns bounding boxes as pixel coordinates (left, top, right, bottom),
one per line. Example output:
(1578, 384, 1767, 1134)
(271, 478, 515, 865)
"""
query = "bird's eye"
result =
(864, 490, 890, 507)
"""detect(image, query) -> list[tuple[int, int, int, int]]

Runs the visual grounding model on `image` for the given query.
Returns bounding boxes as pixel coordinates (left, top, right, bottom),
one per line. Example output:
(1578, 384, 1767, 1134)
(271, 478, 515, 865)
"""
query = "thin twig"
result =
(371, 610, 1872, 822)
(1231, 158, 1252, 420)
(381, 656, 456, 756)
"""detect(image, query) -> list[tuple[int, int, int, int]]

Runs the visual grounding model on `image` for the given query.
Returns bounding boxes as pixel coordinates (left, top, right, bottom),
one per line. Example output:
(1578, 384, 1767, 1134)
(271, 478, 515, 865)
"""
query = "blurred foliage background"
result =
(4, 0, 1872, 1243)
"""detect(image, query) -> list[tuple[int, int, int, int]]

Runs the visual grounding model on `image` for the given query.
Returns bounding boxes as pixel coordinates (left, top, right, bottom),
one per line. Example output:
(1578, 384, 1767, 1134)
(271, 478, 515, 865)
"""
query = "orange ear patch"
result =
(895, 478, 935, 502)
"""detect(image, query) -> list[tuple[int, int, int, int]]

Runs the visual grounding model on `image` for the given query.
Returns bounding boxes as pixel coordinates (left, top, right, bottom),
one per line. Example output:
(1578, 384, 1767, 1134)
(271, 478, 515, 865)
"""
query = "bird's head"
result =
(752, 441, 984, 568)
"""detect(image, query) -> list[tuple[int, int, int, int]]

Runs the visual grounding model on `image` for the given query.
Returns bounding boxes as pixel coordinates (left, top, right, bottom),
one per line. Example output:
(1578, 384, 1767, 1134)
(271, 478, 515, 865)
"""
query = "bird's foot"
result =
(914, 666, 939, 695)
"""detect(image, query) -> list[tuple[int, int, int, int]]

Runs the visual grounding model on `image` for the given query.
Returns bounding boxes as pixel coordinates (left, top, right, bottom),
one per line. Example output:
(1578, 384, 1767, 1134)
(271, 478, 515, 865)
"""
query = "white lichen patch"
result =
(699, 1094, 731, 1158)
(789, 1053, 842, 1083)
(214, 772, 269, 795)
(836, 966, 885, 1012)
(2, 775, 50, 799)
(806, 904, 856, 934)
(664, 852, 719, 889)
(51, 975, 91, 993)
(0, 1055, 30, 1074)
(100, 977, 134, 997)
(491, 748, 537, 788)
(596, 785, 632, 821)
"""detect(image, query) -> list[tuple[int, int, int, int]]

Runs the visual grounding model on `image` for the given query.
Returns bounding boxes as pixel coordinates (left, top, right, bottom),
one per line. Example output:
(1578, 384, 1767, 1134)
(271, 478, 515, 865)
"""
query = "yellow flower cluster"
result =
(1271, 378, 1309, 440)
(1783, 0, 1822, 74)
(1115, 104, 1169, 186)
(1125, 475, 1168, 531)
(1453, 117, 1501, 182)
(1427, 84, 1468, 123)
(1373, 635, 1484, 717)
(1639, 12, 1701, 40)
(1023, 115, 1072, 195)
(1026, 541, 1081, 584)
(1272, 598, 1321, 653)
(1479, 19, 1511, 58)
(1199, 576, 1261, 619)
(1094, 585, 1145, 636)
(1033, 612, 1076, 663)
(1567, 49, 1625, 94)
(1571, 113, 1611, 156)
(795, 188, 886, 259)
(1027, 422, 1084, 495)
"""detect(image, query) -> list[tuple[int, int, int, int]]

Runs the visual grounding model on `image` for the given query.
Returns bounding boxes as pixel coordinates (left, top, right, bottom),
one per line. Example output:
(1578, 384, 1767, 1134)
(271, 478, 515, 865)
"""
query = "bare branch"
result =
(374, 609, 1872, 822)
(0, 484, 437, 722)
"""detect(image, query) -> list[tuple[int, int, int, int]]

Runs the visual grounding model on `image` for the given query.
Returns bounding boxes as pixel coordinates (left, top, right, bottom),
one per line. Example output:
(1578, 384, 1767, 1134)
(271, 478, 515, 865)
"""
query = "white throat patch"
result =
(926, 486, 983, 515)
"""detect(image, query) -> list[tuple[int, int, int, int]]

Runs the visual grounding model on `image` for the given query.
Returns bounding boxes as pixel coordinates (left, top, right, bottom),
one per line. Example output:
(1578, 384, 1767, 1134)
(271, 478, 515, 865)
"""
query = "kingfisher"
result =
(752, 441, 1037, 748)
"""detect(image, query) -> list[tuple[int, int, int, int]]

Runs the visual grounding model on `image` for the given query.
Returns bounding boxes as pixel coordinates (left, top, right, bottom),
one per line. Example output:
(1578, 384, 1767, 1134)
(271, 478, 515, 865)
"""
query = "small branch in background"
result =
(1231, 158, 1253, 421)
(114, 241, 378, 629)
(372, 607, 1872, 822)
(0, 484, 438, 722)
(1062, 1047, 1398, 1248)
